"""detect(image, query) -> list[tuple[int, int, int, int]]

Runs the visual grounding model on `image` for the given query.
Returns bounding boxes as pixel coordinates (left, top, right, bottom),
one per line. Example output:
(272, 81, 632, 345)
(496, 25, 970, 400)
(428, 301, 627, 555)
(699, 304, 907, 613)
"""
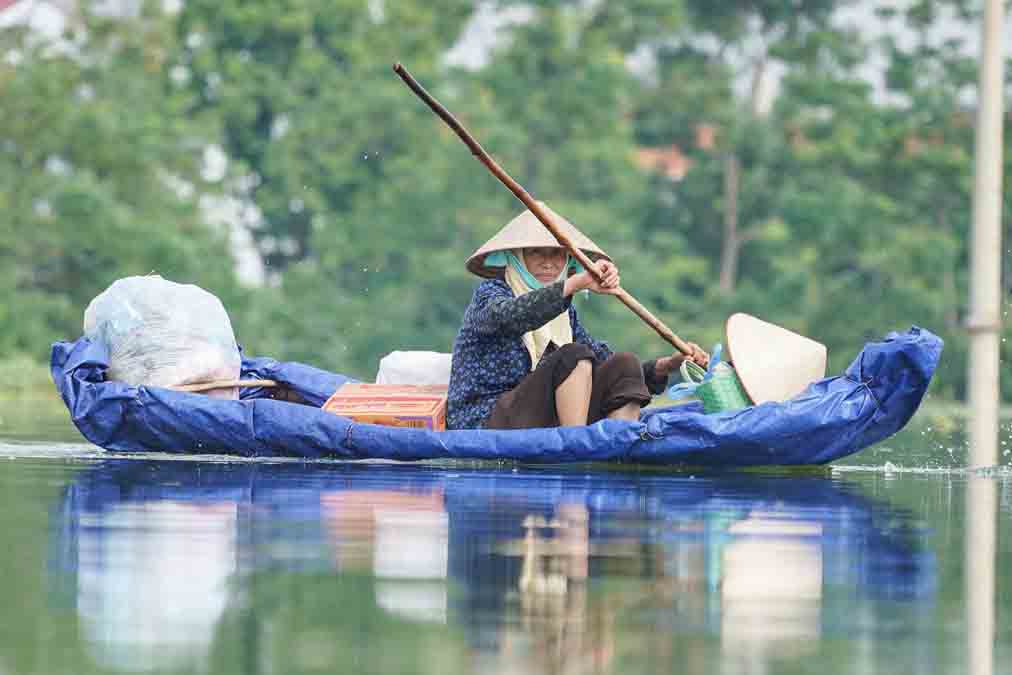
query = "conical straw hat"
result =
(466, 202, 611, 278)
(725, 313, 827, 405)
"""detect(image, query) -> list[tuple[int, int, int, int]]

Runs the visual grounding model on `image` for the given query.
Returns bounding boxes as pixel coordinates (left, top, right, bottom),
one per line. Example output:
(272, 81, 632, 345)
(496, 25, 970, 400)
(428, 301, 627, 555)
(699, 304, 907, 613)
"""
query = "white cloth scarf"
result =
(503, 249, 573, 370)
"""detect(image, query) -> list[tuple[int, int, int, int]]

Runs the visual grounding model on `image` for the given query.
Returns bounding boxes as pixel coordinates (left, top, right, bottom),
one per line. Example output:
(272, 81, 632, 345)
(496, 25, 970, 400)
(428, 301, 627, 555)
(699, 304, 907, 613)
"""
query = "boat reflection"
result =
(322, 489, 449, 623)
(52, 462, 936, 674)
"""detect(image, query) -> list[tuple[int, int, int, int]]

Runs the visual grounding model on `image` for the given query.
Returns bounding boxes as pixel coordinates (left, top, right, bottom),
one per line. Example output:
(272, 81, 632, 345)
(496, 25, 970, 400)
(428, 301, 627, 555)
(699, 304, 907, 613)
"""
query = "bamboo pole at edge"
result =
(967, 0, 1005, 470)
(965, 7, 1005, 675)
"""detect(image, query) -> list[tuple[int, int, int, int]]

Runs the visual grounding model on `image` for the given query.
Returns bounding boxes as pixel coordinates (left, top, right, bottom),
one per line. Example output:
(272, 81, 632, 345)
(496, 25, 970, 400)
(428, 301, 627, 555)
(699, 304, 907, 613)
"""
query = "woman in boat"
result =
(447, 204, 708, 430)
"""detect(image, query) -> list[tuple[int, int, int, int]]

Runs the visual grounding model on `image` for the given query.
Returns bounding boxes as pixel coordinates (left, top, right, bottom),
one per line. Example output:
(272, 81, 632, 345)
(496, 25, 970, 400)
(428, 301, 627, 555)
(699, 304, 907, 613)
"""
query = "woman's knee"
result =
(547, 343, 595, 390)
(557, 343, 595, 362)
(570, 357, 593, 378)
(553, 343, 594, 373)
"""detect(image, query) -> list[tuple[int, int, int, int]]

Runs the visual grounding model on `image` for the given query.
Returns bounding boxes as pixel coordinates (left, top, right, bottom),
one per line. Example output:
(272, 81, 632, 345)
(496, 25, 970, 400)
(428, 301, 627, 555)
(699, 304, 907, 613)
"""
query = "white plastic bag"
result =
(375, 351, 453, 385)
(83, 276, 241, 398)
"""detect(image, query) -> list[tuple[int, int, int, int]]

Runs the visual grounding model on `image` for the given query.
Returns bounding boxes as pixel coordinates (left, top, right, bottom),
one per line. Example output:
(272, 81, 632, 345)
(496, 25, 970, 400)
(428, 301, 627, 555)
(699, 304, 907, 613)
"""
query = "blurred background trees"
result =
(1, 0, 1008, 399)
(0, 6, 241, 357)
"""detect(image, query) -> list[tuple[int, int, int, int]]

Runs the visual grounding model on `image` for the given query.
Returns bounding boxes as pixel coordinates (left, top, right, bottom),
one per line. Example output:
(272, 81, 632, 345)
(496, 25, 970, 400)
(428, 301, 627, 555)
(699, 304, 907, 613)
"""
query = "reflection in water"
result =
(721, 514, 823, 671)
(966, 475, 997, 675)
(77, 500, 238, 671)
(52, 462, 937, 674)
(322, 490, 449, 623)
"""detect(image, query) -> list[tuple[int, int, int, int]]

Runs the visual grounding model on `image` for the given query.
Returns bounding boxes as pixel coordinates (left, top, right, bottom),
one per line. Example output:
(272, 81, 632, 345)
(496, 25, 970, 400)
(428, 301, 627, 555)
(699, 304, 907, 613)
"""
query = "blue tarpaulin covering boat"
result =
(51, 327, 942, 466)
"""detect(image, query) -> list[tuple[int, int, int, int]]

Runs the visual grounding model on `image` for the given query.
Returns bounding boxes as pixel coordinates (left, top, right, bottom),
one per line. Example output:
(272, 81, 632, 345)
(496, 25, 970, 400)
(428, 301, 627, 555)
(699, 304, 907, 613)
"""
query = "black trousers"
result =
(485, 343, 651, 429)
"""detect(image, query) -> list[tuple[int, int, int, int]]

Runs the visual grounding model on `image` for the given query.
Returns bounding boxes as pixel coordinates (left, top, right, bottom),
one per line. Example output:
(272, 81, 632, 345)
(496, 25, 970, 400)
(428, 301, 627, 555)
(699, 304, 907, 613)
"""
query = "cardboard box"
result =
(322, 383, 448, 431)
(335, 383, 449, 397)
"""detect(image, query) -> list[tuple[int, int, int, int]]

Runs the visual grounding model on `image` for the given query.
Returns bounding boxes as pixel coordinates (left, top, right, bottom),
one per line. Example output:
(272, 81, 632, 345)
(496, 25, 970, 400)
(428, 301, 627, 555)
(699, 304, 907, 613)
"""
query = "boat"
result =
(50, 326, 942, 466)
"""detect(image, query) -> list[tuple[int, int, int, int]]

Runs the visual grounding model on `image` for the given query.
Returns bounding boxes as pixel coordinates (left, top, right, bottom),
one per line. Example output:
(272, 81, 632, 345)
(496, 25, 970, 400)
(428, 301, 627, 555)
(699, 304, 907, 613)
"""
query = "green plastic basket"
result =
(680, 360, 752, 414)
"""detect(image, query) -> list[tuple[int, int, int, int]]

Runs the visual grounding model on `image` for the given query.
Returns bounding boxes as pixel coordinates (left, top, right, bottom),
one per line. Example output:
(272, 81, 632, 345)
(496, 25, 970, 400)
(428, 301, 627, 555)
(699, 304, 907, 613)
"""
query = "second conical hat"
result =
(466, 202, 610, 278)
(725, 313, 827, 405)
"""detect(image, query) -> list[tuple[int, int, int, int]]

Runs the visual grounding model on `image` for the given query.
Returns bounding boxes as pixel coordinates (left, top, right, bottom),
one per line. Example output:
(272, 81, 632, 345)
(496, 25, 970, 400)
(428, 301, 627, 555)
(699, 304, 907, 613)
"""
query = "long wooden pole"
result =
(393, 63, 695, 357)
(172, 379, 278, 393)
(967, 0, 1005, 470)
(966, 5, 1003, 673)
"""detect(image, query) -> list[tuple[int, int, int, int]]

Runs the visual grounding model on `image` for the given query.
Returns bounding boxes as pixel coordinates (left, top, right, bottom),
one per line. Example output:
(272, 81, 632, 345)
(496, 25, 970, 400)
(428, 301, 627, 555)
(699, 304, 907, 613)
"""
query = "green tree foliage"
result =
(174, 0, 485, 372)
(632, 0, 1010, 395)
(0, 7, 242, 362)
(770, 0, 1012, 397)
(176, 0, 475, 269)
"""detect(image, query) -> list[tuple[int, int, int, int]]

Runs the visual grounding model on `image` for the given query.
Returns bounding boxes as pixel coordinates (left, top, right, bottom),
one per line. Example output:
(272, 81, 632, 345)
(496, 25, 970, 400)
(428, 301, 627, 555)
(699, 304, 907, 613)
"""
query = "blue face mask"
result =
(484, 250, 585, 289)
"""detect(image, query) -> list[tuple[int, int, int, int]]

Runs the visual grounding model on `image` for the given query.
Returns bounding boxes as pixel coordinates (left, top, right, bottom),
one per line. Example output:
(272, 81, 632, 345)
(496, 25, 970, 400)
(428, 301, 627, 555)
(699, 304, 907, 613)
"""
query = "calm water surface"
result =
(1, 403, 1010, 674)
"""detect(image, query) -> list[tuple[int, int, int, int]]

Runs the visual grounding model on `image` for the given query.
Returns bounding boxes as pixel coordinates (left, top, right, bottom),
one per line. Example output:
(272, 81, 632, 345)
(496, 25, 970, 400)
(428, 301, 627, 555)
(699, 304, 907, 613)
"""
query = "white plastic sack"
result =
(375, 351, 453, 385)
(83, 276, 241, 398)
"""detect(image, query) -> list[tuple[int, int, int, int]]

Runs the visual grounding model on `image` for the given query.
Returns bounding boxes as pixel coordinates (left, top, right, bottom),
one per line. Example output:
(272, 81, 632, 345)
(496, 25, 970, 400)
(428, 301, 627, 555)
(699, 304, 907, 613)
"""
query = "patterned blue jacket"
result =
(447, 278, 666, 430)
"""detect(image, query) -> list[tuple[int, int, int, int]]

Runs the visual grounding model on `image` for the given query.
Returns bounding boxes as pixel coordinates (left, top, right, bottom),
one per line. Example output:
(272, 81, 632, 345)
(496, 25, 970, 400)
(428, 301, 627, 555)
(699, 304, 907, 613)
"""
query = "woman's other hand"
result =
(564, 260, 620, 297)
(654, 342, 709, 376)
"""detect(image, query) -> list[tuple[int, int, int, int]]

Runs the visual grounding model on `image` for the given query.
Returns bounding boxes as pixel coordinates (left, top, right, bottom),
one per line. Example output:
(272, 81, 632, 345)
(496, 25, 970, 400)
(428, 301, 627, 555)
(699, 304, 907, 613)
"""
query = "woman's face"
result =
(523, 247, 567, 284)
